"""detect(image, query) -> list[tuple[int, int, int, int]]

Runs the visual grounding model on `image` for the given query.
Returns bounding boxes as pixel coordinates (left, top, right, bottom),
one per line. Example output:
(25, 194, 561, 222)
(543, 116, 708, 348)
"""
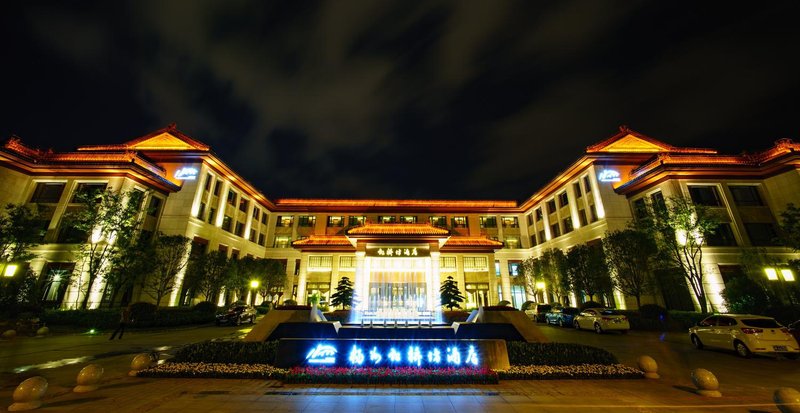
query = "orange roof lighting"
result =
(346, 223, 451, 236)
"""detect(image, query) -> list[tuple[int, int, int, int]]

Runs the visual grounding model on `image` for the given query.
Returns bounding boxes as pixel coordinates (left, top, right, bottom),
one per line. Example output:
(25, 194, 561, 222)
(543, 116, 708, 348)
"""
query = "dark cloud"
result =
(1, 1, 799, 200)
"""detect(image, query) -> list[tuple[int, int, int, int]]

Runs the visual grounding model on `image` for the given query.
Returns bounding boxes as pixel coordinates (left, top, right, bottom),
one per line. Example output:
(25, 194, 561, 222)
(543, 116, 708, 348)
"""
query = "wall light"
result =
(780, 269, 795, 282)
(4, 264, 18, 277)
(764, 268, 779, 281)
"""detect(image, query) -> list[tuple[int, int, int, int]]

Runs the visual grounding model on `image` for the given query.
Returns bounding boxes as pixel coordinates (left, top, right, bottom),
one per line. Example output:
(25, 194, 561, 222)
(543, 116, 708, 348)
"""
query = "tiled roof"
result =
(274, 199, 518, 208)
(291, 236, 352, 247)
(346, 224, 451, 236)
(443, 237, 504, 248)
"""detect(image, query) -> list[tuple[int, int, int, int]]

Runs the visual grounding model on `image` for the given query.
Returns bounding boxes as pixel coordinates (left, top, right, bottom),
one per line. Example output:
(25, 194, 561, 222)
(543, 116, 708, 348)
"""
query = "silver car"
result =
(689, 314, 799, 359)
(573, 308, 630, 334)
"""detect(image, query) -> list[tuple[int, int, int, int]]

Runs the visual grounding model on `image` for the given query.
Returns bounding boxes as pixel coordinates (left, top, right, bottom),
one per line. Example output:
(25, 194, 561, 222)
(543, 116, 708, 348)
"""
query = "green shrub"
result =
(129, 302, 157, 322)
(506, 342, 618, 366)
(520, 301, 536, 311)
(722, 276, 770, 315)
(255, 306, 269, 315)
(283, 299, 298, 306)
(42, 307, 216, 329)
(497, 300, 512, 307)
(193, 301, 218, 314)
(173, 340, 279, 365)
(442, 310, 470, 323)
(579, 301, 604, 310)
(638, 304, 667, 320)
(764, 305, 800, 326)
(667, 310, 708, 330)
(323, 310, 350, 322)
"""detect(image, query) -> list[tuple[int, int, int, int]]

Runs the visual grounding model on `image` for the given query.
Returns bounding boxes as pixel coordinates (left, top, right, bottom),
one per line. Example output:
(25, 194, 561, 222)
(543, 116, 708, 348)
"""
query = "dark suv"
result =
(215, 305, 257, 326)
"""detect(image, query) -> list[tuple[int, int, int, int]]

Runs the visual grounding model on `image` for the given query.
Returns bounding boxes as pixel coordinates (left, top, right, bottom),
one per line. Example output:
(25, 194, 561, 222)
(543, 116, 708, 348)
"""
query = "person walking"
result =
(109, 306, 131, 340)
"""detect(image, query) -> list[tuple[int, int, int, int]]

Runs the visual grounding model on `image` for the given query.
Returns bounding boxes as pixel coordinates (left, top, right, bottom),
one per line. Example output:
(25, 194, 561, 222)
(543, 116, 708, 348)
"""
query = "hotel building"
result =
(0, 124, 797, 312)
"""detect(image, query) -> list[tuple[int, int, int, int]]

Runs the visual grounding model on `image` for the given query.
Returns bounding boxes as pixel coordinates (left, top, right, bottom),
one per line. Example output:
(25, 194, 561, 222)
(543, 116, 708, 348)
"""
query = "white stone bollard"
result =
(35, 327, 49, 337)
(637, 355, 660, 379)
(129, 353, 155, 376)
(691, 368, 721, 397)
(8, 376, 48, 411)
(73, 364, 104, 393)
(3, 329, 17, 339)
(775, 387, 800, 413)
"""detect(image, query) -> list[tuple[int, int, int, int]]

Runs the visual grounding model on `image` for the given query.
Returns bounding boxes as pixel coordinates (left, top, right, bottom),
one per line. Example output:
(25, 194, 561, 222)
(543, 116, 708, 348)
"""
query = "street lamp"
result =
(249, 280, 259, 306)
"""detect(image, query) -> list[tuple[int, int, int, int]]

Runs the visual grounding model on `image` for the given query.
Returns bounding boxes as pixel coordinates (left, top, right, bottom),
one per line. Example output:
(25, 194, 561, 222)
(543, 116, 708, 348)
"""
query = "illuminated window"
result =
(400, 215, 417, 224)
(440, 256, 456, 269)
(278, 216, 293, 227)
(501, 216, 518, 228)
(298, 215, 316, 227)
(729, 186, 763, 206)
(546, 200, 556, 215)
(348, 216, 366, 226)
(558, 192, 569, 208)
(327, 216, 344, 227)
(505, 236, 520, 249)
(508, 261, 521, 276)
(429, 216, 446, 227)
(274, 236, 291, 248)
(378, 215, 396, 223)
(688, 186, 721, 207)
(339, 256, 357, 269)
(451, 216, 468, 228)
(463, 256, 488, 272)
(308, 255, 333, 270)
(479, 216, 497, 228)
(30, 182, 65, 203)
(495, 261, 501, 276)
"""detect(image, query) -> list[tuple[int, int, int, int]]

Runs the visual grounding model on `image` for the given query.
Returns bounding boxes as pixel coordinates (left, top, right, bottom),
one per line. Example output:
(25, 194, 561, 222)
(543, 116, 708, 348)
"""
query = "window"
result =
(261, 213, 268, 224)
(463, 256, 488, 272)
(348, 216, 366, 226)
(505, 236, 520, 249)
(257, 233, 265, 246)
(558, 192, 569, 208)
(550, 223, 561, 238)
(222, 216, 233, 232)
(573, 182, 582, 198)
(30, 182, 65, 203)
(227, 190, 237, 206)
(530, 235, 538, 247)
(339, 256, 357, 269)
(204, 173, 213, 191)
(429, 216, 446, 227)
(705, 223, 737, 247)
(252, 208, 260, 220)
(633, 198, 648, 219)
(239, 198, 248, 212)
(578, 209, 588, 226)
(729, 186, 763, 206)
(249, 229, 257, 242)
(501, 216, 519, 228)
(213, 181, 221, 196)
(378, 215, 396, 223)
(235, 221, 245, 237)
(508, 261, 521, 276)
(274, 236, 291, 248)
(298, 215, 316, 227)
(650, 191, 666, 213)
(440, 256, 456, 269)
(71, 183, 107, 202)
(479, 216, 497, 228)
(546, 200, 557, 215)
(147, 197, 162, 217)
(538, 229, 546, 243)
(583, 176, 591, 194)
(563, 217, 574, 233)
(451, 216, 468, 228)
(197, 202, 206, 220)
(744, 223, 778, 246)
(56, 207, 87, 243)
(278, 216, 293, 227)
(535, 208, 543, 221)
(208, 208, 216, 224)
(400, 215, 417, 224)
(526, 214, 533, 226)
(327, 216, 344, 227)
(589, 204, 598, 222)
(495, 261, 501, 276)
(231, 249, 240, 260)
(688, 185, 721, 206)
(308, 255, 333, 270)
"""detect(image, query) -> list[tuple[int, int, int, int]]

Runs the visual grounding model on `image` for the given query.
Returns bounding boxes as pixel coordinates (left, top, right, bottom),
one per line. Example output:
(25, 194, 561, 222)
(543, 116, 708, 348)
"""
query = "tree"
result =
(778, 203, 800, 250)
(67, 189, 144, 309)
(0, 204, 43, 309)
(185, 251, 229, 303)
(440, 276, 464, 310)
(517, 257, 544, 301)
(566, 243, 613, 304)
(603, 229, 657, 308)
(143, 234, 190, 307)
(330, 276, 354, 309)
(638, 195, 720, 313)
(236, 257, 286, 305)
(105, 236, 155, 307)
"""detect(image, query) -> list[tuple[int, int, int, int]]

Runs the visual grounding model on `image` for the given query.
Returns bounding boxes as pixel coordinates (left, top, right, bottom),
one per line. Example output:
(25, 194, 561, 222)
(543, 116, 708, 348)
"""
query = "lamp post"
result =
(764, 267, 796, 306)
(249, 280, 259, 306)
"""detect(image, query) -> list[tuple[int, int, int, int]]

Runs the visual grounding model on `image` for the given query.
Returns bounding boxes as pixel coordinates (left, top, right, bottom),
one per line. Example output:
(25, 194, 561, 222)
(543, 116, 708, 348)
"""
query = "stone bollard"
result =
(637, 355, 660, 379)
(774, 387, 800, 413)
(129, 353, 155, 376)
(8, 376, 48, 411)
(74, 364, 104, 393)
(35, 327, 49, 337)
(691, 368, 721, 397)
(3, 329, 17, 339)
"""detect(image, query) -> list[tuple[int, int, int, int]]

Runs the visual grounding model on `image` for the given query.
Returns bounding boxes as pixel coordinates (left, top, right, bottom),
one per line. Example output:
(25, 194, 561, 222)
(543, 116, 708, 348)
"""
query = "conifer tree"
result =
(440, 276, 465, 310)
(330, 276, 354, 309)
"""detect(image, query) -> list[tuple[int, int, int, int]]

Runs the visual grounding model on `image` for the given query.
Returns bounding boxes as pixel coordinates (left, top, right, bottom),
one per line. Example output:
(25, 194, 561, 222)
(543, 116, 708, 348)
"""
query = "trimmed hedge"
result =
(173, 340, 279, 365)
(42, 307, 216, 329)
(285, 367, 498, 384)
(498, 364, 643, 380)
(507, 342, 618, 366)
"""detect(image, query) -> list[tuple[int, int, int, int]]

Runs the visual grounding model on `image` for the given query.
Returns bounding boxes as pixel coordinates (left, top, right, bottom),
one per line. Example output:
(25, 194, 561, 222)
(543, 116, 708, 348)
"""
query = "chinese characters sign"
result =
(366, 245, 430, 258)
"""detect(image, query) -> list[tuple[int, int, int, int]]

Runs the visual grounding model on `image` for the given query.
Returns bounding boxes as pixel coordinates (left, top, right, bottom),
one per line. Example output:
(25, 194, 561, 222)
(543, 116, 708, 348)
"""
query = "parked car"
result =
(545, 307, 580, 327)
(215, 304, 257, 326)
(789, 320, 800, 344)
(573, 308, 630, 334)
(689, 314, 799, 359)
(525, 304, 552, 322)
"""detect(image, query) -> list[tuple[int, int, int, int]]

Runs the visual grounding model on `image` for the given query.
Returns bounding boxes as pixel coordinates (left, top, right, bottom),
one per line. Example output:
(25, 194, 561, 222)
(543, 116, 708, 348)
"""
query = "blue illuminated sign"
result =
(305, 342, 480, 368)
(597, 169, 621, 183)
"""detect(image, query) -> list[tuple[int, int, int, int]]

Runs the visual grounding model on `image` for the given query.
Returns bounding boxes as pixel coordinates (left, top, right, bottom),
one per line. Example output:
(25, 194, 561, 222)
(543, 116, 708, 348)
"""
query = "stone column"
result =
(215, 180, 230, 227)
(354, 251, 367, 311)
(499, 258, 512, 303)
(296, 253, 308, 304)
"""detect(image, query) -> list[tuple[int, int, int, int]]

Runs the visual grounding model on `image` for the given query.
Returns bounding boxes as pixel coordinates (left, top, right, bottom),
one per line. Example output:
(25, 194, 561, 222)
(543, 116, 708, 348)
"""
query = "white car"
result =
(573, 308, 630, 334)
(689, 314, 800, 359)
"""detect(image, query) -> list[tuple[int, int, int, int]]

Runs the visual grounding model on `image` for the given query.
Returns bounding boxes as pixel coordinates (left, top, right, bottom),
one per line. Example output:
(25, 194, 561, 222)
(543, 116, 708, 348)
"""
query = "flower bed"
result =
(137, 362, 288, 379)
(506, 342, 618, 366)
(498, 364, 644, 380)
(285, 366, 499, 384)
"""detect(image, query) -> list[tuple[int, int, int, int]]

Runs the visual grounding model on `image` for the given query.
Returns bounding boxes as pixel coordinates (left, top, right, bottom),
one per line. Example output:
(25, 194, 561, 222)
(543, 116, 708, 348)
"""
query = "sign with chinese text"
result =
(366, 245, 430, 258)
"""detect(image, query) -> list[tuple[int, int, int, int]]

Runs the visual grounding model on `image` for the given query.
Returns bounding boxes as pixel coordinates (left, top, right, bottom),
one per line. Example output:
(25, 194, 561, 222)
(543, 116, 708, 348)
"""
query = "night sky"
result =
(2, 2, 799, 201)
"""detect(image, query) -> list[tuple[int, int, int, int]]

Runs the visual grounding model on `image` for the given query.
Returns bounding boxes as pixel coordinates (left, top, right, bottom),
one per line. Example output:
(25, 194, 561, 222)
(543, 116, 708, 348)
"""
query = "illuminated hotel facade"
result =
(1, 124, 798, 312)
